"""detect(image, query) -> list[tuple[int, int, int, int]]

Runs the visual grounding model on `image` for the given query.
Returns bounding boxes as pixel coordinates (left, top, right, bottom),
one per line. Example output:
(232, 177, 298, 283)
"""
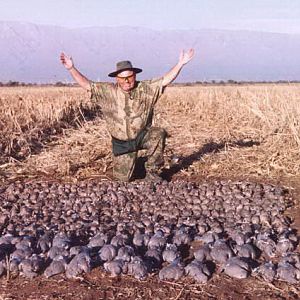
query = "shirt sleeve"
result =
(90, 81, 113, 104)
(148, 77, 164, 98)
(142, 77, 164, 107)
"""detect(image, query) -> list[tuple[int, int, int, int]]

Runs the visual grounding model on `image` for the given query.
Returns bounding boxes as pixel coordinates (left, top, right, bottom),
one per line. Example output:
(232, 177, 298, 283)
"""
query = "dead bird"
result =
(70, 246, 89, 257)
(158, 259, 185, 281)
(223, 257, 251, 279)
(276, 236, 295, 256)
(195, 232, 218, 244)
(229, 231, 252, 246)
(110, 234, 129, 248)
(15, 236, 35, 250)
(47, 246, 69, 261)
(132, 230, 146, 248)
(185, 260, 211, 283)
(65, 251, 92, 279)
(0, 234, 14, 245)
(162, 244, 180, 263)
(144, 248, 162, 271)
(276, 261, 300, 284)
(116, 246, 134, 262)
(99, 245, 117, 262)
(8, 258, 21, 276)
(280, 229, 298, 244)
(173, 226, 191, 246)
(148, 230, 166, 250)
(281, 252, 300, 269)
(104, 259, 127, 277)
(235, 243, 259, 260)
(88, 233, 108, 249)
(52, 232, 71, 250)
(37, 233, 52, 253)
(23, 254, 45, 273)
(255, 236, 276, 259)
(127, 256, 148, 280)
(210, 240, 234, 264)
(193, 244, 212, 262)
(255, 262, 276, 282)
(19, 254, 45, 279)
(11, 248, 33, 261)
(44, 256, 68, 278)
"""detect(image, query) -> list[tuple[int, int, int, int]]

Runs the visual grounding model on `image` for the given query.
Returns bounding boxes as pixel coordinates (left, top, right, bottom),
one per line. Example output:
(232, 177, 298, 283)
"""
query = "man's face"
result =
(116, 70, 136, 92)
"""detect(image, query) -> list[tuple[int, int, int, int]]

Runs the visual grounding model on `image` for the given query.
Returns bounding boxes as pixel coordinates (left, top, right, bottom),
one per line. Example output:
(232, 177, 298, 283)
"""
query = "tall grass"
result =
(0, 86, 96, 161)
(159, 84, 300, 178)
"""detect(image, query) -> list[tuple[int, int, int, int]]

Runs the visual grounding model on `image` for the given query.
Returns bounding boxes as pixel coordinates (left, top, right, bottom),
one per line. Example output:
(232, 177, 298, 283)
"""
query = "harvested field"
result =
(1, 84, 300, 182)
(0, 84, 300, 299)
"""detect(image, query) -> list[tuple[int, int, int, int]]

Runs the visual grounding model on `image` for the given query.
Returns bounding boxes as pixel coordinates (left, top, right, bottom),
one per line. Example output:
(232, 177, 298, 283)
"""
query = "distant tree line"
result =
(173, 79, 300, 86)
(0, 80, 300, 87)
(0, 81, 77, 87)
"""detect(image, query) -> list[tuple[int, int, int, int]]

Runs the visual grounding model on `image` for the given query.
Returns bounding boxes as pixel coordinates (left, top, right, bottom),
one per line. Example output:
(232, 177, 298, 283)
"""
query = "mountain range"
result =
(0, 21, 300, 83)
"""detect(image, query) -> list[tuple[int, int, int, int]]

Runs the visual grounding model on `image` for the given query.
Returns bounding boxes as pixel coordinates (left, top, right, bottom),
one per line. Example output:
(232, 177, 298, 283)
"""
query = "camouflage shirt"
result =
(90, 78, 164, 140)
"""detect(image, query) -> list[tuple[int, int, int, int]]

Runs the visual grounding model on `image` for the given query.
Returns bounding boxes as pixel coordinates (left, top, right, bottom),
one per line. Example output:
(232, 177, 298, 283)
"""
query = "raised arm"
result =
(162, 49, 195, 87)
(60, 52, 91, 91)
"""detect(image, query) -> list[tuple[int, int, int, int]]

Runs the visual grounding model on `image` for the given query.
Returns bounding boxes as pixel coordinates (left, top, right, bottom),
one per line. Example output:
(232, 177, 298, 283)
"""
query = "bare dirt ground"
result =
(1, 267, 299, 300)
(1, 85, 300, 299)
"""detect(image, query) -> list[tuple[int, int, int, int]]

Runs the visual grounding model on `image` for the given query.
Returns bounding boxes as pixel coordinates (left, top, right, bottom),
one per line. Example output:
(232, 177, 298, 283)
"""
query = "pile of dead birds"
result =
(0, 179, 299, 284)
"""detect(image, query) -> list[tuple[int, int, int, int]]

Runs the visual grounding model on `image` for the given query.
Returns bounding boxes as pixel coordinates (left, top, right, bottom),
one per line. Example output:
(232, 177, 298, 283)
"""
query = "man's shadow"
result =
(132, 139, 260, 181)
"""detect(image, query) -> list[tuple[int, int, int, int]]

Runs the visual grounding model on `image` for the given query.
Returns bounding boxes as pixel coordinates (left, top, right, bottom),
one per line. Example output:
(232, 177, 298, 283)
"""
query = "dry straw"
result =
(1, 84, 300, 183)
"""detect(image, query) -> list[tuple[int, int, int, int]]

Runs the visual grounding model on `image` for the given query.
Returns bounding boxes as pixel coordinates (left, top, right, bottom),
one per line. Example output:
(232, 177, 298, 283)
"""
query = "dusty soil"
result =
(0, 264, 299, 300)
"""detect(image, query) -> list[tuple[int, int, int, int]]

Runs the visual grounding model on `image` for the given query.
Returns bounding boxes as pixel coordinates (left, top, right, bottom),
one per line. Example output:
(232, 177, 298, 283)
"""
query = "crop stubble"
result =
(1, 84, 300, 182)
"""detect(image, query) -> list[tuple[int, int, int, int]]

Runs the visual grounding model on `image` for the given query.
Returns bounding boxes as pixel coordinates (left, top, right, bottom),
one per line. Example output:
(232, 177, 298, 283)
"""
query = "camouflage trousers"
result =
(112, 127, 167, 181)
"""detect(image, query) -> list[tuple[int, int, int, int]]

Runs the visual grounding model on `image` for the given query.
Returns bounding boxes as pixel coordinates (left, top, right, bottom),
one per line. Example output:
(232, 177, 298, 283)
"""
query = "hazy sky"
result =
(1, 0, 300, 33)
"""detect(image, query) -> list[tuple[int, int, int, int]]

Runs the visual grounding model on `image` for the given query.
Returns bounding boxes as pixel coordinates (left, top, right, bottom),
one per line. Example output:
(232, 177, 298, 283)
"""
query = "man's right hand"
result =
(60, 52, 74, 70)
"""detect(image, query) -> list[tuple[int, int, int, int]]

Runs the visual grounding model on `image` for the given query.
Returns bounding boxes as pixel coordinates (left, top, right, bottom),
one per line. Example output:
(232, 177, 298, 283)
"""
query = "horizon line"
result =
(1, 20, 299, 36)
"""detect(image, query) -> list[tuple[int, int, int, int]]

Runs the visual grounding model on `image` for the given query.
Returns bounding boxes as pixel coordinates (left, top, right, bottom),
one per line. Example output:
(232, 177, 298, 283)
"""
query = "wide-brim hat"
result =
(108, 60, 142, 77)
